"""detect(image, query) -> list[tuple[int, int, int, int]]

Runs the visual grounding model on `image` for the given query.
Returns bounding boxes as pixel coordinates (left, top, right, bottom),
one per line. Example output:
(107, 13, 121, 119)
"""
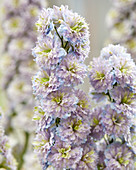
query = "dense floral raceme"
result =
(106, 0, 136, 62)
(31, 5, 109, 170)
(0, 109, 17, 170)
(89, 44, 136, 169)
(0, 0, 47, 169)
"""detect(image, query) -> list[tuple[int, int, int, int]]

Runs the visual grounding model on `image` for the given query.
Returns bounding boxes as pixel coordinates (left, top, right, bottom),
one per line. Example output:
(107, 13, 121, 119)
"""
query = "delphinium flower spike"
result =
(32, 5, 100, 170)
(106, 0, 136, 62)
(89, 44, 136, 169)
(0, 0, 47, 169)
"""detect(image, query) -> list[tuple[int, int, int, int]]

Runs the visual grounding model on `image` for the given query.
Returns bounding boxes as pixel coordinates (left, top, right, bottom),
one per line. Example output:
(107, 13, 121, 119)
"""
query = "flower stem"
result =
(17, 132, 29, 170)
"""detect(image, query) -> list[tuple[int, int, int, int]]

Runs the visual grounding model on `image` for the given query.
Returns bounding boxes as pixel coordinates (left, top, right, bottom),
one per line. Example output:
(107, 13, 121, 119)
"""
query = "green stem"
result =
(54, 26, 64, 47)
(17, 132, 29, 170)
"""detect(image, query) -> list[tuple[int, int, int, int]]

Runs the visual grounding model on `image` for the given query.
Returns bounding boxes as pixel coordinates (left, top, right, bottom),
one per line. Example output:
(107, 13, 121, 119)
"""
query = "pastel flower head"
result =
(32, 35, 66, 70)
(102, 104, 130, 137)
(47, 137, 83, 169)
(35, 7, 53, 34)
(33, 128, 54, 166)
(32, 70, 61, 100)
(89, 107, 104, 140)
(56, 5, 90, 57)
(89, 57, 114, 93)
(56, 114, 90, 145)
(100, 44, 136, 87)
(57, 52, 87, 86)
(109, 86, 136, 117)
(74, 89, 91, 119)
(33, 106, 55, 131)
(36, 5, 90, 59)
(41, 87, 78, 119)
(110, 52, 136, 87)
(100, 44, 128, 60)
(76, 143, 98, 170)
(104, 142, 135, 170)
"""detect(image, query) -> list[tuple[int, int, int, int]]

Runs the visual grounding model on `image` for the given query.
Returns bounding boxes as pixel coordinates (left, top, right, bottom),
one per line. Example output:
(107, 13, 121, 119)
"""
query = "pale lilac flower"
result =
(89, 57, 114, 93)
(56, 114, 90, 145)
(32, 70, 61, 99)
(104, 142, 135, 170)
(33, 106, 54, 131)
(57, 52, 87, 86)
(110, 52, 136, 87)
(102, 105, 130, 137)
(100, 44, 136, 87)
(33, 35, 66, 69)
(89, 107, 104, 140)
(41, 87, 78, 118)
(74, 89, 91, 119)
(35, 7, 53, 34)
(47, 138, 83, 169)
(76, 143, 98, 170)
(109, 86, 136, 117)
(36, 5, 90, 59)
(100, 44, 128, 60)
(33, 129, 54, 166)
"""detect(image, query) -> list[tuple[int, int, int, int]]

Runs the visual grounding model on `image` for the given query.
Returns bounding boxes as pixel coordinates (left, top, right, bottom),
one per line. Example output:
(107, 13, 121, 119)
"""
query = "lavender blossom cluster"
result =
(0, 0, 47, 169)
(89, 44, 136, 169)
(106, 0, 136, 62)
(32, 5, 102, 170)
(0, 109, 17, 170)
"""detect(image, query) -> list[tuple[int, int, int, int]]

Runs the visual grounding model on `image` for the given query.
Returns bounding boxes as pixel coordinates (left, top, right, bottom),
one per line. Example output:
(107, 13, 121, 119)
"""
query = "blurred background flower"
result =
(0, 0, 47, 169)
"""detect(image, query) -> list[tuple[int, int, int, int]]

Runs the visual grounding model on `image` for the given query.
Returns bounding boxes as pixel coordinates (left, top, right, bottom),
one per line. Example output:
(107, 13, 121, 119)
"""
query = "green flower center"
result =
(93, 117, 99, 126)
(118, 157, 130, 166)
(58, 146, 71, 158)
(82, 150, 95, 164)
(72, 119, 82, 131)
(71, 21, 84, 33)
(94, 71, 105, 81)
(52, 93, 64, 105)
(77, 99, 89, 109)
(112, 115, 123, 125)
(121, 92, 134, 105)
